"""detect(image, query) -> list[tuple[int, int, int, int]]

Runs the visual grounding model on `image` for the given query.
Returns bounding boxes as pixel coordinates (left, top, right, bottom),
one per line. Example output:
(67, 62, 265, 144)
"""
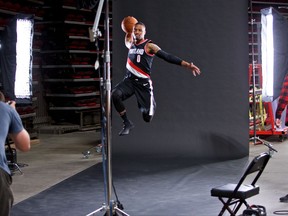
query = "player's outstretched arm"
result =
(147, 43, 201, 76)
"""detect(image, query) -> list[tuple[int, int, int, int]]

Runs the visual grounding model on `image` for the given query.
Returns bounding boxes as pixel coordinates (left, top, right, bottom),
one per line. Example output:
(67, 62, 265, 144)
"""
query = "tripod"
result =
(5, 137, 25, 175)
(86, 1, 129, 215)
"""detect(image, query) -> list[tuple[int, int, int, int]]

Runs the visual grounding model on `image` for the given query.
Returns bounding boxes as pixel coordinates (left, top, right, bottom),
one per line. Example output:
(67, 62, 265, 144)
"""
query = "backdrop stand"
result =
(249, 0, 263, 145)
(248, 4, 272, 145)
(86, 0, 129, 215)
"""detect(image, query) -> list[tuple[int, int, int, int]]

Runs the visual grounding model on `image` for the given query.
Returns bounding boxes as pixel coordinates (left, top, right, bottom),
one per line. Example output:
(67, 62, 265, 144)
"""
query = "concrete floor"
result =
(11, 130, 102, 204)
(9, 131, 288, 215)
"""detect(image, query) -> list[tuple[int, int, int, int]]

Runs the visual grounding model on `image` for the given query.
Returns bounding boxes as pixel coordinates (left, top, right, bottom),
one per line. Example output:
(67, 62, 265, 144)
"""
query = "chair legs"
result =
(218, 197, 249, 216)
(218, 197, 236, 216)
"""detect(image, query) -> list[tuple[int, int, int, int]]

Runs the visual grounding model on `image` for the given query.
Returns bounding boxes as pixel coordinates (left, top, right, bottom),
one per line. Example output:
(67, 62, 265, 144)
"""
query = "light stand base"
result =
(82, 144, 102, 159)
(9, 162, 23, 175)
(86, 202, 130, 216)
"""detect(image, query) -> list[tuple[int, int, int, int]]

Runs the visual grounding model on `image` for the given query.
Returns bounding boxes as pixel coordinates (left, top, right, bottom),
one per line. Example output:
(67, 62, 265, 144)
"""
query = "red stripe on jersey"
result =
(127, 58, 150, 78)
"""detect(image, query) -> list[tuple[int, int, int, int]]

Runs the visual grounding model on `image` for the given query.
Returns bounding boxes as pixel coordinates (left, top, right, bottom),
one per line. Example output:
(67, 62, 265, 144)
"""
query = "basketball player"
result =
(112, 21, 201, 136)
(0, 91, 30, 216)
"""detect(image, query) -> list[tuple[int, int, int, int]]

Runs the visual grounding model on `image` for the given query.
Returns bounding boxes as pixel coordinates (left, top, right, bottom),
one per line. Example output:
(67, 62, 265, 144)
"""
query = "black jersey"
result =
(126, 39, 155, 79)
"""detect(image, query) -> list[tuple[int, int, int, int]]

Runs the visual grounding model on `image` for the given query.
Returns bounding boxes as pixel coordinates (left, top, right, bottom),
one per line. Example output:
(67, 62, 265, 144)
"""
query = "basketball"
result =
(121, 16, 138, 33)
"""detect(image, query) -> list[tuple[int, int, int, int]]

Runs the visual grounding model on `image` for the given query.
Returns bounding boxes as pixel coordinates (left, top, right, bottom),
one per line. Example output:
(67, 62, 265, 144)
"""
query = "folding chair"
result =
(210, 152, 271, 216)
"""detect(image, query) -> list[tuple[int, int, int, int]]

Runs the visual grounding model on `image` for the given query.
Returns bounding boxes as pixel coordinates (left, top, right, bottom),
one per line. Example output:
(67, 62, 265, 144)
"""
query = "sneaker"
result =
(280, 194, 288, 202)
(119, 121, 134, 136)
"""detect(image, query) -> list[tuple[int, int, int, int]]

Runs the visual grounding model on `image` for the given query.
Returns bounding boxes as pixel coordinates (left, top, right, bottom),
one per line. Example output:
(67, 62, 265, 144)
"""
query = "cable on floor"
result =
(273, 210, 288, 215)
(112, 181, 124, 210)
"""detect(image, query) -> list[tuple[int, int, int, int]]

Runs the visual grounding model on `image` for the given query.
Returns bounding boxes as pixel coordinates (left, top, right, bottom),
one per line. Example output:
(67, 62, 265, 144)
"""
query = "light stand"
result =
(86, 1, 129, 215)
(249, 0, 262, 145)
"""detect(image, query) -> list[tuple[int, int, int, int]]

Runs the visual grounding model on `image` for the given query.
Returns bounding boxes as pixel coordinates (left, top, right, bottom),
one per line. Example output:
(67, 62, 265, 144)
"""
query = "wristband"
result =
(155, 49, 183, 65)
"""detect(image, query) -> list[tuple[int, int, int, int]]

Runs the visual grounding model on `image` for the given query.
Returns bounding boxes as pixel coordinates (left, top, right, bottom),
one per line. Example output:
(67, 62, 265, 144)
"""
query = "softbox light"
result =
(261, 7, 288, 102)
(0, 14, 34, 104)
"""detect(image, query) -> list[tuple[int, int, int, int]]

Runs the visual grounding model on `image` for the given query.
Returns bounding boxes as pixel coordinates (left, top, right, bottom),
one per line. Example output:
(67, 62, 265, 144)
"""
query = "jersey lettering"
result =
(129, 48, 144, 55)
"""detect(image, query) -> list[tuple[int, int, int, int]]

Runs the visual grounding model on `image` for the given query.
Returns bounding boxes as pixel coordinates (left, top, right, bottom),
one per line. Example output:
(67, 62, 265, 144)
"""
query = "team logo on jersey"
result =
(129, 48, 144, 55)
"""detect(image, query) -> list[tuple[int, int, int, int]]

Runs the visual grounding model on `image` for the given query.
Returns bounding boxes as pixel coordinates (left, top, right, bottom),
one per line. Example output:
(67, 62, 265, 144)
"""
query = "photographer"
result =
(0, 91, 30, 216)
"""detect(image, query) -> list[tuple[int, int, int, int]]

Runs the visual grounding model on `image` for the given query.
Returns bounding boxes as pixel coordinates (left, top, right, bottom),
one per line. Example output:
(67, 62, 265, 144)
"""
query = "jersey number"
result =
(137, 55, 141, 63)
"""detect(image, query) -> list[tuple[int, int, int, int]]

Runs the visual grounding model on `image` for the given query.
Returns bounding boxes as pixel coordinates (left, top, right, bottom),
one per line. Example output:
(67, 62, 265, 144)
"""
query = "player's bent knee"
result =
(112, 89, 122, 101)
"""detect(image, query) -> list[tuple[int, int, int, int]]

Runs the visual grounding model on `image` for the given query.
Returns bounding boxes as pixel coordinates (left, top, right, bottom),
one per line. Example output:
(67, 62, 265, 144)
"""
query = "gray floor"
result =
(246, 137, 288, 215)
(11, 131, 102, 204)
(10, 131, 288, 215)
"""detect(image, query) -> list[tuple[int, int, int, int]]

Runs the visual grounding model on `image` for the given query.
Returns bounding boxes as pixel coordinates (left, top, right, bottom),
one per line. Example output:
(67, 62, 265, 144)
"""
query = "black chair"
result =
(210, 152, 271, 216)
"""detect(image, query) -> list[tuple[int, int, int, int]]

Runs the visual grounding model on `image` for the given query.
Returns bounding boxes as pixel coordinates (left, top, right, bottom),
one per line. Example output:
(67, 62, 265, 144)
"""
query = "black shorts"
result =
(114, 73, 156, 116)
